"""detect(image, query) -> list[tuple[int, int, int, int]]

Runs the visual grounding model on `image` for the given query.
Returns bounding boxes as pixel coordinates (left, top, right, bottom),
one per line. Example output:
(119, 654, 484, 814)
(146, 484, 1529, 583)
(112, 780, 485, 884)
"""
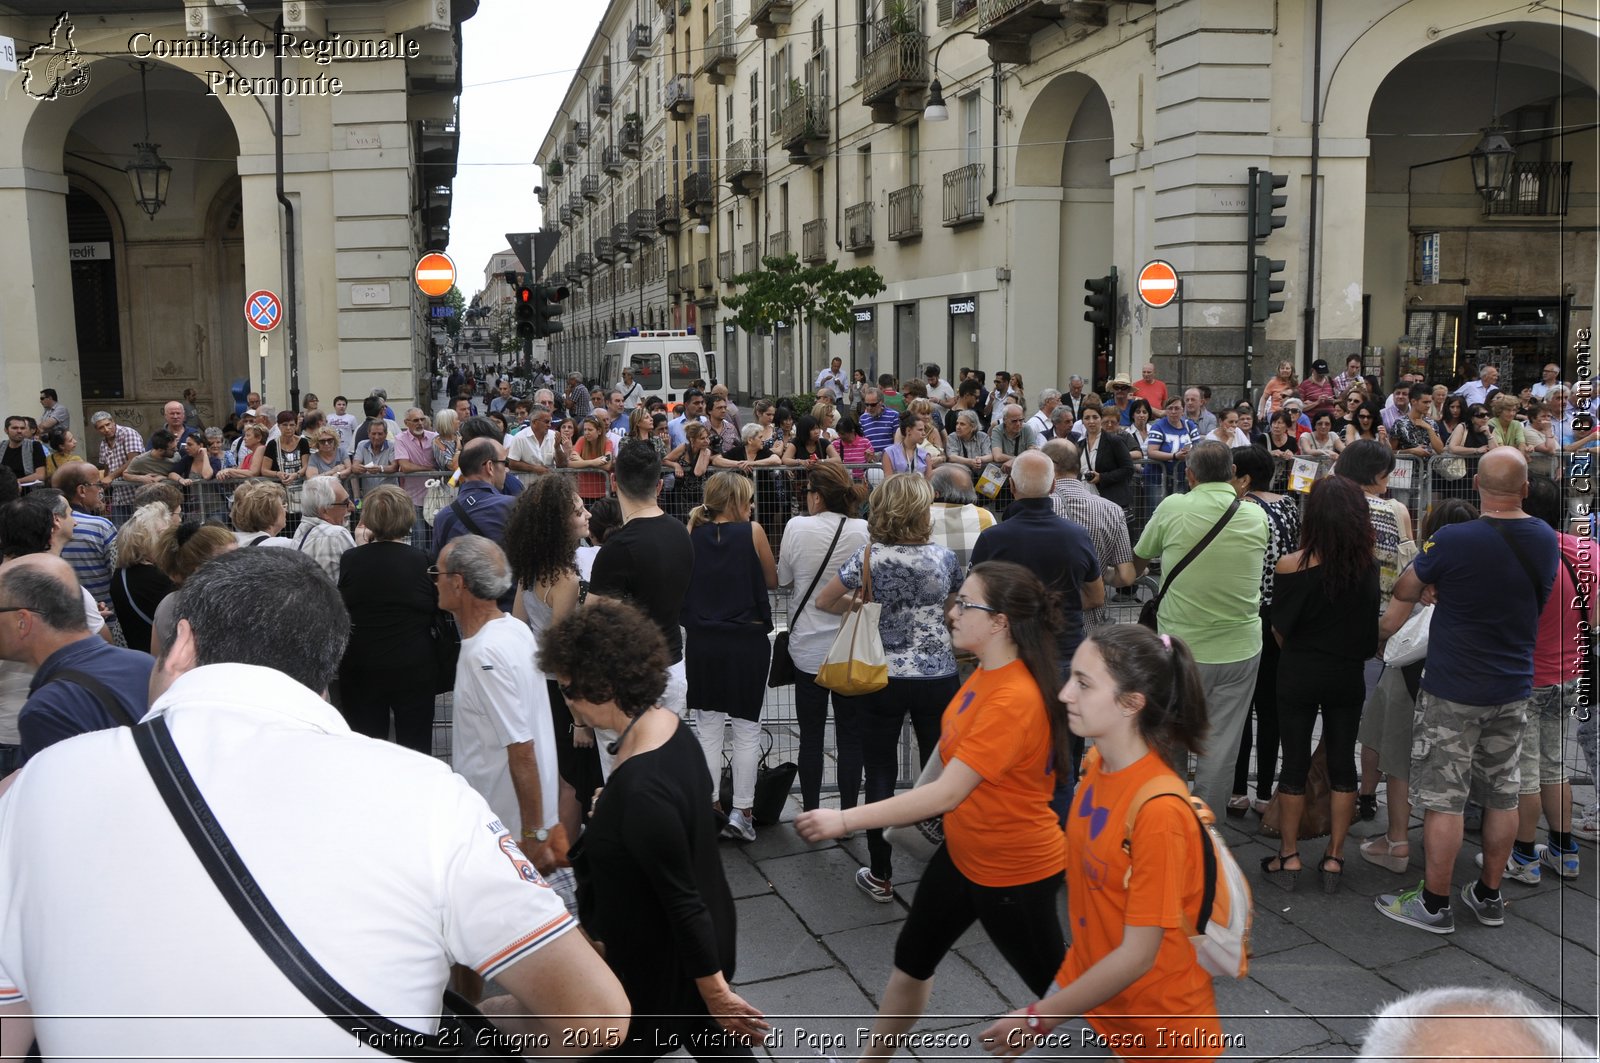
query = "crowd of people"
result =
(0, 351, 1594, 1061)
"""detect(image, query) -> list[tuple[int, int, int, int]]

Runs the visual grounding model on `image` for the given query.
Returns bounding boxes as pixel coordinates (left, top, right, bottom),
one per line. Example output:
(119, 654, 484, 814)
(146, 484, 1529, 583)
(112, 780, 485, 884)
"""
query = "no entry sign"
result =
(1136, 260, 1180, 309)
(415, 251, 456, 297)
(245, 289, 281, 332)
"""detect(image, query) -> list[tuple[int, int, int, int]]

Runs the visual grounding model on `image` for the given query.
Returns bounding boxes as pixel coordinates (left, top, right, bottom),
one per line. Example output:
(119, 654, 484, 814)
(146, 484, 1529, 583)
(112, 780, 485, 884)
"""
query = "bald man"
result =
(1377, 447, 1558, 935)
(0, 554, 153, 764)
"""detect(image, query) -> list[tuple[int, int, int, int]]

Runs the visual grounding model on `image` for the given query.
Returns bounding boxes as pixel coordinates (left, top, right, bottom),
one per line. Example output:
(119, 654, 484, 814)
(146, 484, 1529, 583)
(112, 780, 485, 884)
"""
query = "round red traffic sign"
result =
(414, 251, 456, 297)
(1136, 260, 1180, 309)
(245, 289, 281, 333)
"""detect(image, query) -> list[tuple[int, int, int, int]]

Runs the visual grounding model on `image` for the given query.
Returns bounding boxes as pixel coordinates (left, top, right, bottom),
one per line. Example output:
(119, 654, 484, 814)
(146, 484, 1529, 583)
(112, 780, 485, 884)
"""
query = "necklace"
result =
(607, 706, 653, 755)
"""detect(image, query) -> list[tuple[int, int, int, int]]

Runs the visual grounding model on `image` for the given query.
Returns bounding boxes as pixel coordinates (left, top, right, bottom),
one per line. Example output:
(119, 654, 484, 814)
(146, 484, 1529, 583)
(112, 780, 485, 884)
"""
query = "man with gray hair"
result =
(927, 464, 994, 573)
(564, 373, 593, 421)
(292, 475, 356, 584)
(1357, 986, 1595, 1062)
(0, 547, 627, 1058)
(436, 535, 566, 878)
(90, 410, 145, 513)
(1061, 375, 1090, 418)
(1026, 389, 1060, 439)
(1134, 439, 1269, 812)
(1042, 438, 1135, 629)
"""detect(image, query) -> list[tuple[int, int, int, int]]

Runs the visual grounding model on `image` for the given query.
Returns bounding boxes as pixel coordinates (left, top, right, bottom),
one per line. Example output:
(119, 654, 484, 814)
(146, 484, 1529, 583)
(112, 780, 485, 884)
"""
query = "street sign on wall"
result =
(245, 289, 282, 332)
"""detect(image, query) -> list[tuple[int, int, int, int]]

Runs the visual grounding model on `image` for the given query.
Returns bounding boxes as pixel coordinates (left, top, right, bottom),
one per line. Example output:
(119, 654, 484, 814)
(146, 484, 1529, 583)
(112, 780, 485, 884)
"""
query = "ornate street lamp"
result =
(922, 28, 982, 122)
(125, 62, 171, 219)
(1469, 31, 1516, 202)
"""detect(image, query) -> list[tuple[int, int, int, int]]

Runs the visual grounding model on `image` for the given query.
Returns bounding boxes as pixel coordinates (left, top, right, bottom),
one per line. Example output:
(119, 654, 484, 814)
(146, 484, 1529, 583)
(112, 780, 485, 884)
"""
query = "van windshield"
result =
(669, 351, 699, 388)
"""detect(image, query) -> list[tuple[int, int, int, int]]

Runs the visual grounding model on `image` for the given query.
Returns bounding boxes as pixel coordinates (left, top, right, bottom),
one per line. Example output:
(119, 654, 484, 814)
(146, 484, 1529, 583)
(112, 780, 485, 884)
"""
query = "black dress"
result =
(571, 723, 750, 1061)
(681, 521, 771, 722)
(336, 540, 439, 752)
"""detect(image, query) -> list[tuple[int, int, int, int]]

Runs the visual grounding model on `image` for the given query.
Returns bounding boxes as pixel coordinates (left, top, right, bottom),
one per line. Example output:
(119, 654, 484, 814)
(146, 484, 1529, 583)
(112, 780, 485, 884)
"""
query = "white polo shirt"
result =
(0, 663, 574, 1058)
(453, 616, 559, 836)
(507, 427, 559, 469)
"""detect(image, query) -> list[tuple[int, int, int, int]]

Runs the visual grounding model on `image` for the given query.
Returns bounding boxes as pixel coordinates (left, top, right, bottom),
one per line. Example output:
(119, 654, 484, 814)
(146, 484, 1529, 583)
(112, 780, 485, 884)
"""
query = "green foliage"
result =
(441, 284, 466, 339)
(721, 253, 886, 337)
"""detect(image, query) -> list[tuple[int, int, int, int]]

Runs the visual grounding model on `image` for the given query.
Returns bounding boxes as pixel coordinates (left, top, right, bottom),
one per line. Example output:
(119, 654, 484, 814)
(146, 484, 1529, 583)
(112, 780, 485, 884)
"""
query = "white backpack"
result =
(1121, 779, 1253, 979)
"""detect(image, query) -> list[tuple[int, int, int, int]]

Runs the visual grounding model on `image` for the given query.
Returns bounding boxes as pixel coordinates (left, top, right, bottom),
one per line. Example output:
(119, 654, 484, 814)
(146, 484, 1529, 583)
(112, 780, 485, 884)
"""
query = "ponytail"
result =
(687, 503, 713, 530)
(1086, 625, 1210, 775)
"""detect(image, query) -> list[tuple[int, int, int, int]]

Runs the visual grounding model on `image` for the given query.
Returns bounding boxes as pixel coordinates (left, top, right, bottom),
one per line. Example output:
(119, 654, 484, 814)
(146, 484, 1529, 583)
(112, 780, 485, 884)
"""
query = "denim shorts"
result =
(1519, 680, 1580, 794)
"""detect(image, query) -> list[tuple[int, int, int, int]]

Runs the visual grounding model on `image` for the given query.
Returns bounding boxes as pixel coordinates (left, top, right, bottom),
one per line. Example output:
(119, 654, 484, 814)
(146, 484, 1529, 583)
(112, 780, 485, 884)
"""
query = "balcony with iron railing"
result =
(844, 202, 874, 251)
(718, 250, 736, 284)
(619, 123, 643, 157)
(677, 264, 693, 294)
(724, 137, 765, 195)
(1484, 161, 1572, 217)
(801, 219, 827, 263)
(576, 252, 596, 275)
(768, 230, 791, 258)
(779, 92, 830, 156)
(862, 11, 928, 119)
(595, 237, 616, 264)
(573, 121, 591, 146)
(611, 222, 634, 255)
(698, 258, 712, 289)
(751, 0, 794, 39)
(743, 241, 759, 274)
(601, 146, 624, 176)
(699, 16, 737, 84)
(630, 207, 656, 241)
(656, 194, 681, 233)
(568, 192, 585, 217)
(559, 204, 576, 228)
(942, 163, 984, 226)
(630, 23, 652, 62)
(546, 158, 565, 184)
(663, 7, 674, 32)
(666, 74, 694, 118)
(581, 174, 603, 201)
(976, 0, 1106, 63)
(593, 83, 612, 117)
(888, 184, 923, 240)
(562, 140, 579, 162)
(684, 170, 715, 208)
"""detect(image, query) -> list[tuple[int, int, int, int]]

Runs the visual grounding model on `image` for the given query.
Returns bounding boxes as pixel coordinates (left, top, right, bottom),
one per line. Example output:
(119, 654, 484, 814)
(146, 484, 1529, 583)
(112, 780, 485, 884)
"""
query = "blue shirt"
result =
(858, 409, 900, 453)
(969, 496, 1102, 667)
(433, 480, 516, 559)
(19, 636, 154, 763)
(1412, 516, 1558, 705)
(667, 413, 708, 449)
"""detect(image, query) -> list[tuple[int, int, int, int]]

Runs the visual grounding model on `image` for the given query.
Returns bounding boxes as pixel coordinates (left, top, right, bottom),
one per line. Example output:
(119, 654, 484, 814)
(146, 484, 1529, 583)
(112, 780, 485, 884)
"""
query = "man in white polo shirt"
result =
(0, 548, 627, 1059)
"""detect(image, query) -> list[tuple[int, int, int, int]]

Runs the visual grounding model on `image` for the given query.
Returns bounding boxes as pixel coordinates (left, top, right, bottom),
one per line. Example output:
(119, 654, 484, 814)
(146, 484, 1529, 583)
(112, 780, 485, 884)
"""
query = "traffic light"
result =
(514, 284, 536, 340)
(1250, 255, 1286, 323)
(1250, 168, 1288, 241)
(1083, 269, 1117, 330)
(532, 284, 569, 339)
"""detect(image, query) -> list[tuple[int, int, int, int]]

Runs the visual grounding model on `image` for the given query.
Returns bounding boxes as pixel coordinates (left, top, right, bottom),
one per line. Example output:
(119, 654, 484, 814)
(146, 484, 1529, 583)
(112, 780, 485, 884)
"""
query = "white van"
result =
(599, 330, 717, 410)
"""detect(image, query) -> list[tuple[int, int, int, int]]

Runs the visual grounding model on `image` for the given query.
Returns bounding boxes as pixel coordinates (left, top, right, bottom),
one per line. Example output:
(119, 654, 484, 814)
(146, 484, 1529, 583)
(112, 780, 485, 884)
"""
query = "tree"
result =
(722, 253, 886, 337)
(440, 284, 466, 339)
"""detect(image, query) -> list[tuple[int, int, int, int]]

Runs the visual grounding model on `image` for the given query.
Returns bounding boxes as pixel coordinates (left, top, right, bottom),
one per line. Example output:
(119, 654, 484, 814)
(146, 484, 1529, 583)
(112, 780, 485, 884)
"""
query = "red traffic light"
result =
(518, 285, 534, 303)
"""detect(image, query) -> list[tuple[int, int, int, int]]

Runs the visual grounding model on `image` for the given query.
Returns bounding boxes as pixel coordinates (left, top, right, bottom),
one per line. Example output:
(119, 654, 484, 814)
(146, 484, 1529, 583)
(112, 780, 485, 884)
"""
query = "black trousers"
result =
(860, 674, 960, 881)
(794, 668, 863, 811)
(341, 688, 436, 754)
(1233, 608, 1282, 800)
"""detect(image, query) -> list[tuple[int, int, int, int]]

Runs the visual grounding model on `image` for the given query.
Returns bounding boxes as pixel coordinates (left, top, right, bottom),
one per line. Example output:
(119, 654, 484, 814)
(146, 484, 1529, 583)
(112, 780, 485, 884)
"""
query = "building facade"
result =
(0, 0, 471, 433)
(537, 0, 1596, 406)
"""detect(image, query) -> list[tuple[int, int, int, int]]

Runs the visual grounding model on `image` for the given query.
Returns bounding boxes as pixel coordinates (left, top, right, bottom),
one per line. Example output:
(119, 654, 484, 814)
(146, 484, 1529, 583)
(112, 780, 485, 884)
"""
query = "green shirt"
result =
(1135, 481, 1269, 664)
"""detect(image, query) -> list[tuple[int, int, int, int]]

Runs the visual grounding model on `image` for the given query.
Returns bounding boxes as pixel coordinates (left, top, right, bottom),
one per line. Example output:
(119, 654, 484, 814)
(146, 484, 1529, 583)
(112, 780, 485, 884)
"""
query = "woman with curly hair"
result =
(540, 600, 769, 1060)
(110, 501, 180, 652)
(508, 473, 602, 836)
(1263, 475, 1379, 893)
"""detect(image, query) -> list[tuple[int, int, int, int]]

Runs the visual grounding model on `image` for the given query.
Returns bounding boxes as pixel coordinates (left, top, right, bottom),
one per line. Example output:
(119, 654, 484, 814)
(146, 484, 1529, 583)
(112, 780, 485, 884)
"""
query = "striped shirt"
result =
(1051, 477, 1132, 629)
(62, 512, 118, 604)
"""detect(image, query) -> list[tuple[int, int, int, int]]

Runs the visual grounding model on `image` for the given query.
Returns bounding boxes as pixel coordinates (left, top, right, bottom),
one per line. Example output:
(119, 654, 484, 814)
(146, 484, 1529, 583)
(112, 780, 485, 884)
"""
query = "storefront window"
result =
(948, 296, 978, 384)
(851, 307, 877, 382)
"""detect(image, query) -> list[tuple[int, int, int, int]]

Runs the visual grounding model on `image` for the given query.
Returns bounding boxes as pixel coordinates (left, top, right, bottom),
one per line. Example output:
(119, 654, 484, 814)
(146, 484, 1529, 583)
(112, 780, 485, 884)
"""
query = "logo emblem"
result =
(22, 13, 91, 102)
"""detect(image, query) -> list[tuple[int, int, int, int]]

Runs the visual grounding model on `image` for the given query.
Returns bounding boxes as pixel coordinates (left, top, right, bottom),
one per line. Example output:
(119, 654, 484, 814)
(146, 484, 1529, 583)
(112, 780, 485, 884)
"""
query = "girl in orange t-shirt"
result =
(981, 625, 1224, 1060)
(796, 561, 1069, 1062)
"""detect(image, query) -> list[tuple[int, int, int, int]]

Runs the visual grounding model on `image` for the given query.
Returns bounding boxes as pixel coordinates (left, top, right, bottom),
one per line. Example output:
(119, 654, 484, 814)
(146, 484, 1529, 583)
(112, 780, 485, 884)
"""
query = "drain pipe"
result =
(1301, 0, 1323, 372)
(987, 61, 999, 206)
(274, 16, 301, 413)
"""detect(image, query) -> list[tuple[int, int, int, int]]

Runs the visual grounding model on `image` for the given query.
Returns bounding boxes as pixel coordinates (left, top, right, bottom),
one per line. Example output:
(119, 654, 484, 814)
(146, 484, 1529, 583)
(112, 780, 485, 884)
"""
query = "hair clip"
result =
(1160, 634, 1172, 651)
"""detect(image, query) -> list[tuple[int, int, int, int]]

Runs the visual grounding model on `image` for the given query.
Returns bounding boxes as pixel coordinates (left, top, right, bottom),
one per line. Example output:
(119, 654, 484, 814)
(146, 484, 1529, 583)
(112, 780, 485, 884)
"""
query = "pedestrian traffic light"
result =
(1250, 168, 1288, 241)
(1083, 269, 1117, 330)
(514, 284, 537, 340)
(1250, 255, 1286, 323)
(532, 284, 569, 339)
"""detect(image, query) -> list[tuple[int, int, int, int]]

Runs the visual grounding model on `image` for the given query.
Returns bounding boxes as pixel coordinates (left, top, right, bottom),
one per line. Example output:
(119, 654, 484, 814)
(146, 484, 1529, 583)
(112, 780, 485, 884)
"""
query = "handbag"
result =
(430, 611, 460, 696)
(130, 716, 516, 1059)
(1261, 741, 1333, 840)
(422, 477, 457, 526)
(718, 730, 800, 826)
(769, 517, 848, 687)
(1139, 499, 1242, 630)
(1434, 455, 1468, 480)
(814, 545, 889, 696)
(883, 752, 945, 864)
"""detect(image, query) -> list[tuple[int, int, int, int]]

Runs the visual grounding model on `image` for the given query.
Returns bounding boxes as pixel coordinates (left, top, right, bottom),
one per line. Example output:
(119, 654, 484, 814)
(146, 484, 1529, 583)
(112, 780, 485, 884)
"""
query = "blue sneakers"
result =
(1537, 842, 1580, 880)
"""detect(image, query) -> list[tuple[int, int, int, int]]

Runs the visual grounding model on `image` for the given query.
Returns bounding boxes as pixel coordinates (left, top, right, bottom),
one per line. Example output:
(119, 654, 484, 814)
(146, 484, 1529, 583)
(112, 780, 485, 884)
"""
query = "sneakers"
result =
(1474, 849, 1540, 885)
(1574, 808, 1599, 843)
(1459, 882, 1506, 926)
(854, 866, 894, 903)
(1376, 882, 1455, 934)
(1538, 842, 1580, 880)
(721, 808, 756, 843)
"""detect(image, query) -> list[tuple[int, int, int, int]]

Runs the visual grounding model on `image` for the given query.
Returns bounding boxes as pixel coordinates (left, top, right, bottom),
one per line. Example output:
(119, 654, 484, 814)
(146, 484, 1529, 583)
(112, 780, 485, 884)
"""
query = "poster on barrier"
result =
(1288, 456, 1325, 493)
(1389, 460, 1414, 491)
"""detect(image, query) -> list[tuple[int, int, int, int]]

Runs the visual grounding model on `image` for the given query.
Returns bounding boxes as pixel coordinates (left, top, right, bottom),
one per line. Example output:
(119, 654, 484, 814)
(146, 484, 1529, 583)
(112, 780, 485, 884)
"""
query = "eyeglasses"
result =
(953, 598, 1000, 616)
(426, 565, 458, 580)
(1473, 413, 1490, 419)
(329, 498, 353, 508)
(0, 606, 28, 616)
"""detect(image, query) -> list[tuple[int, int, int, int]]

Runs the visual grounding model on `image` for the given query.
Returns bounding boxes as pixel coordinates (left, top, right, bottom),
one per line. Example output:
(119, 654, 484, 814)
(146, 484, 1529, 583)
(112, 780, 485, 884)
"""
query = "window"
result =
(905, 121, 920, 184)
(859, 143, 872, 203)
(67, 189, 124, 399)
(696, 114, 711, 175)
(962, 93, 981, 166)
(630, 352, 662, 386)
(749, 71, 759, 134)
(669, 350, 701, 387)
(725, 92, 734, 159)
(857, 0, 871, 79)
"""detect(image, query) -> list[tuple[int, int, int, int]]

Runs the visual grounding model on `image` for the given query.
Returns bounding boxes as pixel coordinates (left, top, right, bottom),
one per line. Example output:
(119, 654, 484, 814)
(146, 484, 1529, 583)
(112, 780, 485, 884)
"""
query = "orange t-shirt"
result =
(1059, 747, 1222, 1058)
(1131, 379, 1168, 410)
(938, 660, 1064, 887)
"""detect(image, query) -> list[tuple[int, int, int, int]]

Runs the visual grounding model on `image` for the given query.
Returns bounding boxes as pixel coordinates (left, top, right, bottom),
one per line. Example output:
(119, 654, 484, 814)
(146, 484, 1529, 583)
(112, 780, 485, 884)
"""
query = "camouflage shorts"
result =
(1409, 689, 1527, 814)
(1518, 680, 1580, 794)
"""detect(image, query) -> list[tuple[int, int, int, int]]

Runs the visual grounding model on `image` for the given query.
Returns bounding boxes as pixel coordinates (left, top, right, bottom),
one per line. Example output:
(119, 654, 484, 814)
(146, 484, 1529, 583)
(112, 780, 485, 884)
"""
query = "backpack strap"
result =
(49, 668, 138, 727)
(448, 498, 488, 538)
(1121, 778, 1220, 936)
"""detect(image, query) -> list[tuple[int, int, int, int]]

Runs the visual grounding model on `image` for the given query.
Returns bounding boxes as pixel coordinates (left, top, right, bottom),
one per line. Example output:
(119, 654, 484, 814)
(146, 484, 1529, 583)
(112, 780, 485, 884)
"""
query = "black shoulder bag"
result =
(1139, 498, 1242, 631)
(131, 716, 514, 1059)
(768, 517, 847, 687)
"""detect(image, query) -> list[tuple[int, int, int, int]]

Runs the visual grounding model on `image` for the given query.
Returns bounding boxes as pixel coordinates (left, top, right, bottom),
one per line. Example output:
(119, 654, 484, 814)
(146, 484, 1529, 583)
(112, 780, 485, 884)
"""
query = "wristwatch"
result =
(522, 827, 550, 842)
(1024, 1004, 1045, 1033)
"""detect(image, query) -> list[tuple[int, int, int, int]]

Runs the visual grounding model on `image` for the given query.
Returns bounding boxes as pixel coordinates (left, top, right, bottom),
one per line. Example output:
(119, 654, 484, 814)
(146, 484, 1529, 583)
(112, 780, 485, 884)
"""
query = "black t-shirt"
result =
(589, 514, 694, 663)
(110, 564, 176, 654)
(1, 441, 46, 479)
(264, 437, 310, 476)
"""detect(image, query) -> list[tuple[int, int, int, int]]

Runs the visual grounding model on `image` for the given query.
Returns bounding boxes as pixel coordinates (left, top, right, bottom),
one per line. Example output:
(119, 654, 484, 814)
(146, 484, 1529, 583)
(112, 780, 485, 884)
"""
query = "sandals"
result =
(1360, 834, 1411, 873)
(1260, 851, 1300, 891)
(1320, 853, 1345, 894)
(1227, 794, 1250, 818)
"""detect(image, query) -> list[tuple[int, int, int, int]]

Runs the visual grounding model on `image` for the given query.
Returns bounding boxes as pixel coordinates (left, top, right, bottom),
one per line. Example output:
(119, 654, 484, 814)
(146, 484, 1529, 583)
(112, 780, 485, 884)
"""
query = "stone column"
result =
(0, 175, 80, 424)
